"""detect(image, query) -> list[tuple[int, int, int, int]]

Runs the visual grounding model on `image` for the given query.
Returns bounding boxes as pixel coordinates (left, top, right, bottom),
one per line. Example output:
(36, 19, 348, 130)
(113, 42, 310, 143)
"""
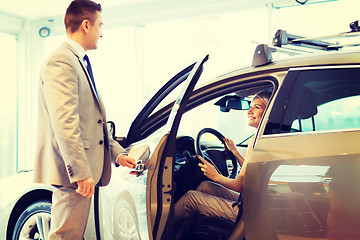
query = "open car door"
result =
(146, 55, 209, 240)
(124, 59, 201, 147)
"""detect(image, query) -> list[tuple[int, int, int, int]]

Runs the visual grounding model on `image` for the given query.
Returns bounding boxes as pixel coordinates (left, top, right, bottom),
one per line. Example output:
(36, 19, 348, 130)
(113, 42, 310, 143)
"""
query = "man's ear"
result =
(81, 19, 90, 33)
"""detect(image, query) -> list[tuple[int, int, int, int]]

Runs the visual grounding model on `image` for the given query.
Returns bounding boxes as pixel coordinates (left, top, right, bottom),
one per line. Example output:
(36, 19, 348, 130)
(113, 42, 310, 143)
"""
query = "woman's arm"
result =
(224, 137, 244, 166)
(198, 156, 246, 193)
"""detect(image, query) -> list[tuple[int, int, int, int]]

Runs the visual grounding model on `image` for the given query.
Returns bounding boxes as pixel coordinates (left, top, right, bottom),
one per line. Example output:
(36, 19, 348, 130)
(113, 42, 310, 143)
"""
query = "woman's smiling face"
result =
(247, 98, 267, 128)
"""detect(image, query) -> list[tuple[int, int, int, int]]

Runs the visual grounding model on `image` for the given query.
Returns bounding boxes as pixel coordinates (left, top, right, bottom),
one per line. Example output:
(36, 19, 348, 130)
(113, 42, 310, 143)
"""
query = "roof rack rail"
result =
(252, 20, 360, 67)
(272, 20, 360, 52)
(272, 29, 342, 51)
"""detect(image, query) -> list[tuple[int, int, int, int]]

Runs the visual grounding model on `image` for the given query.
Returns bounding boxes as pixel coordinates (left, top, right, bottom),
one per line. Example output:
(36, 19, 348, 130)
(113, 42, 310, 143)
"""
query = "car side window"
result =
(270, 67, 360, 133)
(292, 95, 360, 132)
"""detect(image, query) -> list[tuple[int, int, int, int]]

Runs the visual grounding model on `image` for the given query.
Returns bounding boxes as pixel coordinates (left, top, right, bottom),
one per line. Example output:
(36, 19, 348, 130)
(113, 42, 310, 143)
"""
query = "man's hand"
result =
(198, 155, 220, 182)
(117, 154, 136, 169)
(76, 176, 95, 198)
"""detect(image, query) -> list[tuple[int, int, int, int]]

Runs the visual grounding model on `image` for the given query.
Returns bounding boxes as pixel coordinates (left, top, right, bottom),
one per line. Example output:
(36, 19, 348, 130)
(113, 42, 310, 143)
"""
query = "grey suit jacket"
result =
(34, 42, 126, 187)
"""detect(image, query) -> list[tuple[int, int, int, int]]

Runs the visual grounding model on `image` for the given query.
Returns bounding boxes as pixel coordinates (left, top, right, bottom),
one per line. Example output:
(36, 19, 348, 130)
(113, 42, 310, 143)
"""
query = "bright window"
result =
(296, 95, 360, 132)
(0, 32, 17, 178)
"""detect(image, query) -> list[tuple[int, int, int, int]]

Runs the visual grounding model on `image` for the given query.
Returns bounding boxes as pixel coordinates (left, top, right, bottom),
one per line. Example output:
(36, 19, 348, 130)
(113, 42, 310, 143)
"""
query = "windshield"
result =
(178, 96, 256, 144)
(150, 93, 257, 150)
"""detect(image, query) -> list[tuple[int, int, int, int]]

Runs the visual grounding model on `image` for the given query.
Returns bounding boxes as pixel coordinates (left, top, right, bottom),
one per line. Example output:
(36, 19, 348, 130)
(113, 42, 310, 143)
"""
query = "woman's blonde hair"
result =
(253, 89, 272, 106)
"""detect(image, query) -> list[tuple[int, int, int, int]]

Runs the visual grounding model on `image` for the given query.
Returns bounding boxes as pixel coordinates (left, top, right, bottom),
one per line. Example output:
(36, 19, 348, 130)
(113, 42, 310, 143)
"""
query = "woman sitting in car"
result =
(174, 89, 272, 239)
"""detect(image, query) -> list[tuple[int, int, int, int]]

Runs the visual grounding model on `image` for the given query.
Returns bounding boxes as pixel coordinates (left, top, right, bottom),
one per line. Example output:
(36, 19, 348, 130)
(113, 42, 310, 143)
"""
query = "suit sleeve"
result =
(43, 53, 92, 183)
(108, 130, 127, 165)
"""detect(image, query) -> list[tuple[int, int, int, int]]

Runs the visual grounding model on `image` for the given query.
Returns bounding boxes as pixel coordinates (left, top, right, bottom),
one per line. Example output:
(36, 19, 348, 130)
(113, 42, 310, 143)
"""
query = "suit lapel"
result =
(80, 58, 107, 115)
(78, 58, 100, 101)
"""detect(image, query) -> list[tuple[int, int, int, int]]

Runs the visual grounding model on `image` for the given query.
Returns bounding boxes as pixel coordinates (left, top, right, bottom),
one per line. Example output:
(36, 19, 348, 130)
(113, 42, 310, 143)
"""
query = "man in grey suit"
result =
(34, 0, 137, 239)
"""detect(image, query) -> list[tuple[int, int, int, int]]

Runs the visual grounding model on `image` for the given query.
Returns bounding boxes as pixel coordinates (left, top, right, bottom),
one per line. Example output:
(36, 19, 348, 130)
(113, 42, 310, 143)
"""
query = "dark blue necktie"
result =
(83, 54, 98, 97)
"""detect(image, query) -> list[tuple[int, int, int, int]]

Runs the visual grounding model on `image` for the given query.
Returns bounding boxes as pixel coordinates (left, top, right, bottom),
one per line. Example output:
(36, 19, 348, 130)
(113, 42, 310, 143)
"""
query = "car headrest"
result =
(297, 87, 318, 119)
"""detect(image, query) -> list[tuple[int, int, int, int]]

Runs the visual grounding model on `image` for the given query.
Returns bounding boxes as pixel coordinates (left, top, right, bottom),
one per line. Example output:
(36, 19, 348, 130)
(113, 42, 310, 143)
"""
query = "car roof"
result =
(215, 50, 360, 81)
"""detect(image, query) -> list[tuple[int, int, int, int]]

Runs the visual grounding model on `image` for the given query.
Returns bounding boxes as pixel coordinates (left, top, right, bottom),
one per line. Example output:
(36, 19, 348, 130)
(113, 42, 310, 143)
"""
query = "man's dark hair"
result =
(64, 0, 102, 33)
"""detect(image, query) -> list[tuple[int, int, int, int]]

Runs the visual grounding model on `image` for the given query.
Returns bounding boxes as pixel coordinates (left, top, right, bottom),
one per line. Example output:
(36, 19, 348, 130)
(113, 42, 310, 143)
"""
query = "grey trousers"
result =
(174, 181, 240, 223)
(48, 186, 91, 240)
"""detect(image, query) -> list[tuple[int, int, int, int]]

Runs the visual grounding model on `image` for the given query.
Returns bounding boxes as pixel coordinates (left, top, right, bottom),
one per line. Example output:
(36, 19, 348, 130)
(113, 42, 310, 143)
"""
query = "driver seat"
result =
(187, 200, 243, 240)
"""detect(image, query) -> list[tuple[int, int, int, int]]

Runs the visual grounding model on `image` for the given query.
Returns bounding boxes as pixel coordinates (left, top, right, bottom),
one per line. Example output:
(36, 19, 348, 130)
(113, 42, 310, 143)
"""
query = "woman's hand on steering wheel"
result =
(223, 137, 237, 155)
(196, 128, 238, 178)
(198, 155, 221, 182)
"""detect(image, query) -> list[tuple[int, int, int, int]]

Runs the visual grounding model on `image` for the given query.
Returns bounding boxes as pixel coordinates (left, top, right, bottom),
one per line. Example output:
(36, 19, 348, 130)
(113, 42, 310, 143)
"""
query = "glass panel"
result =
(292, 95, 360, 132)
(315, 95, 360, 131)
(0, 33, 17, 178)
(177, 96, 253, 144)
(282, 68, 360, 133)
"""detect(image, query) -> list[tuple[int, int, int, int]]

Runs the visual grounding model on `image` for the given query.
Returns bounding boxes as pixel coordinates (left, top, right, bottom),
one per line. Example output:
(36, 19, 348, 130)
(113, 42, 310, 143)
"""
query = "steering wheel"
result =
(195, 128, 238, 178)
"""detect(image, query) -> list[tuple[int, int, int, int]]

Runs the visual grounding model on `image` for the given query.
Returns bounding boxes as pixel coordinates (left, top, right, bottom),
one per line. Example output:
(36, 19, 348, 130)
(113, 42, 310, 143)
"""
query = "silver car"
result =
(1, 29, 360, 240)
